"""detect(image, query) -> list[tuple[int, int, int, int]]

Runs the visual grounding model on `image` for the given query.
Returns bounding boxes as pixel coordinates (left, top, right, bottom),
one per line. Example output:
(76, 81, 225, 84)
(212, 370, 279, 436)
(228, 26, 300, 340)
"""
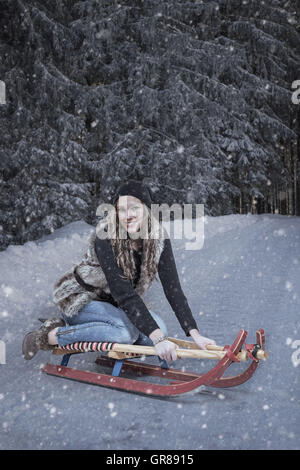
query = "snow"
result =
(0, 214, 299, 450)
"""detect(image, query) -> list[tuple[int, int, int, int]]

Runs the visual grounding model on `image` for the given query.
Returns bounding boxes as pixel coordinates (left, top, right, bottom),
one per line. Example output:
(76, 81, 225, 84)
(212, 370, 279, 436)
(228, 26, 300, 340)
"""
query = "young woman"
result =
(22, 180, 215, 362)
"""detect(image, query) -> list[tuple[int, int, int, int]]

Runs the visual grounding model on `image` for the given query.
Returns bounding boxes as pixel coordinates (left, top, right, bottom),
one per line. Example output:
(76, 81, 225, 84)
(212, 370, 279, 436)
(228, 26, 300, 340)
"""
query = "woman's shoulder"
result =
(84, 225, 112, 265)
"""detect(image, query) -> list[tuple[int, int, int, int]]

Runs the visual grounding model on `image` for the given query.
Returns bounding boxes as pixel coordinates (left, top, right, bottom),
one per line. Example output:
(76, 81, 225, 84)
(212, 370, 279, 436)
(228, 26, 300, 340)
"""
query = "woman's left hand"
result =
(189, 329, 216, 350)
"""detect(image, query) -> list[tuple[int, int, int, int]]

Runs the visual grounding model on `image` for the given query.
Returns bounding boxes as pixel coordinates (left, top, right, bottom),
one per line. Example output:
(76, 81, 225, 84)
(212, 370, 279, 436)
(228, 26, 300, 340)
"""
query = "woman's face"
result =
(117, 196, 144, 235)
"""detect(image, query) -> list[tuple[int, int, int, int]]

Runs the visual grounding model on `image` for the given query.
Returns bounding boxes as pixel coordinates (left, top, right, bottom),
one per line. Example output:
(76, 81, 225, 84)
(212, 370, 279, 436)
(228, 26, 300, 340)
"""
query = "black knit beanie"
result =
(113, 180, 153, 209)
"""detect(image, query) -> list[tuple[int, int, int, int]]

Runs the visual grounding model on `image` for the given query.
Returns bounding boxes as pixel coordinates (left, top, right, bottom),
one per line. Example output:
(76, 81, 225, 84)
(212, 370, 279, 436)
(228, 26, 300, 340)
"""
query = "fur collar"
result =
(53, 220, 167, 318)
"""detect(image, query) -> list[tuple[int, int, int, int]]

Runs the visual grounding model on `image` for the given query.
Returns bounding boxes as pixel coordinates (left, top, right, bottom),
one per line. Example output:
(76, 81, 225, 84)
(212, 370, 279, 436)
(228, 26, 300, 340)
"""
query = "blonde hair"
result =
(104, 201, 161, 284)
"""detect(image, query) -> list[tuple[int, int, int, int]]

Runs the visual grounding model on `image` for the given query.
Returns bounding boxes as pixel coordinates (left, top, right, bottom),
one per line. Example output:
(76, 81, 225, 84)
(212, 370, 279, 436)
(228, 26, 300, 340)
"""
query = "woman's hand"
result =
(149, 329, 179, 361)
(189, 329, 216, 350)
(154, 339, 179, 362)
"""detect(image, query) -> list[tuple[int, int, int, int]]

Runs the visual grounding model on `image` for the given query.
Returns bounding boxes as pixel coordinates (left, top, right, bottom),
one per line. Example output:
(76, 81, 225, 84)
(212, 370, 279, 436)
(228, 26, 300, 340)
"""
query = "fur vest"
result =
(52, 222, 166, 318)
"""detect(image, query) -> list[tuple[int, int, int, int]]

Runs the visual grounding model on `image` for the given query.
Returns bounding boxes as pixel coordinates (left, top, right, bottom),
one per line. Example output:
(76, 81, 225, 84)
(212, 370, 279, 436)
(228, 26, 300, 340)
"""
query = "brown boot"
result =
(22, 317, 65, 360)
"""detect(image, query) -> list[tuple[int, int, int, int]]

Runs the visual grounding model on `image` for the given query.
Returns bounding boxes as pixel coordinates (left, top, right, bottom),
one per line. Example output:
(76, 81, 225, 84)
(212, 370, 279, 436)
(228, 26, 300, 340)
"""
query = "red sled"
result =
(42, 329, 267, 397)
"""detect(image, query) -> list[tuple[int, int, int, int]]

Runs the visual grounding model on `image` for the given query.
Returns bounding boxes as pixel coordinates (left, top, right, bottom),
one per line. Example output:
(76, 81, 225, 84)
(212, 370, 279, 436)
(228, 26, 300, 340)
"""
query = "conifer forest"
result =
(0, 0, 299, 250)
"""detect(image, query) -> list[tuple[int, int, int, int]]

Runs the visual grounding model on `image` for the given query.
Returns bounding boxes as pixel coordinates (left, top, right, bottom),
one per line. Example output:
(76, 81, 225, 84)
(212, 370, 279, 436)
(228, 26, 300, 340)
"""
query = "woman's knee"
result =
(117, 328, 138, 344)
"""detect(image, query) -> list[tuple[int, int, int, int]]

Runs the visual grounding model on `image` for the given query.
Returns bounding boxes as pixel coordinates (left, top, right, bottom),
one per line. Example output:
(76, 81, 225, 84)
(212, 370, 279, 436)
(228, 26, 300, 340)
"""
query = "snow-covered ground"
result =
(0, 214, 299, 450)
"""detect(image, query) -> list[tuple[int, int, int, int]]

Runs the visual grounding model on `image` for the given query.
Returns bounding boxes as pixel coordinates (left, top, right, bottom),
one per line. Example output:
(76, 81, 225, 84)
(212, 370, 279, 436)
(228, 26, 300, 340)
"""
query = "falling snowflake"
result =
(2, 286, 13, 296)
(285, 281, 293, 292)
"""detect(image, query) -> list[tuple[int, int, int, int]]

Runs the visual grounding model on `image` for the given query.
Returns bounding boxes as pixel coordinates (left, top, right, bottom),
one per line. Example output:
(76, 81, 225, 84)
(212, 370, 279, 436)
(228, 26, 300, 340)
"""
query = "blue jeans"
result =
(56, 300, 168, 347)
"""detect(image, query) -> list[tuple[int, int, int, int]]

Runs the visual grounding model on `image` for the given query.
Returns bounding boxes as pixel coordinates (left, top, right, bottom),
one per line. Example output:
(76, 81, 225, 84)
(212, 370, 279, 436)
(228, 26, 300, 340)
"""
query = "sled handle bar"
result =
(53, 337, 268, 362)
(167, 337, 268, 361)
(110, 343, 250, 361)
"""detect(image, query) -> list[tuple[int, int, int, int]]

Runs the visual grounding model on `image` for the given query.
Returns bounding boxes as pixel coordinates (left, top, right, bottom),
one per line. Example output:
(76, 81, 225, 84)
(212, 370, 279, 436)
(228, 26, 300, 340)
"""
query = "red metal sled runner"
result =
(42, 329, 267, 397)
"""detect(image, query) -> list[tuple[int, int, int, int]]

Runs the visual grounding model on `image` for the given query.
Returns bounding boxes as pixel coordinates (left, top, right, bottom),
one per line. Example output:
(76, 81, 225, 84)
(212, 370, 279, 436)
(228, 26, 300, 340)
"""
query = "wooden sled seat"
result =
(53, 341, 151, 360)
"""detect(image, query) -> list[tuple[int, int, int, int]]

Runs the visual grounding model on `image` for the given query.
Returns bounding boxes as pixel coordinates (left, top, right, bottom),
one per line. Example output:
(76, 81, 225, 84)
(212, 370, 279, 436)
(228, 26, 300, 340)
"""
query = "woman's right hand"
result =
(155, 339, 179, 362)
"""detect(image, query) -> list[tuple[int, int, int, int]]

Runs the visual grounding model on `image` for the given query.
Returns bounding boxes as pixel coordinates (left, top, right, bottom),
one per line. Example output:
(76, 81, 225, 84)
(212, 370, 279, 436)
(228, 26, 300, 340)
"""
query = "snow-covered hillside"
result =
(0, 214, 299, 450)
